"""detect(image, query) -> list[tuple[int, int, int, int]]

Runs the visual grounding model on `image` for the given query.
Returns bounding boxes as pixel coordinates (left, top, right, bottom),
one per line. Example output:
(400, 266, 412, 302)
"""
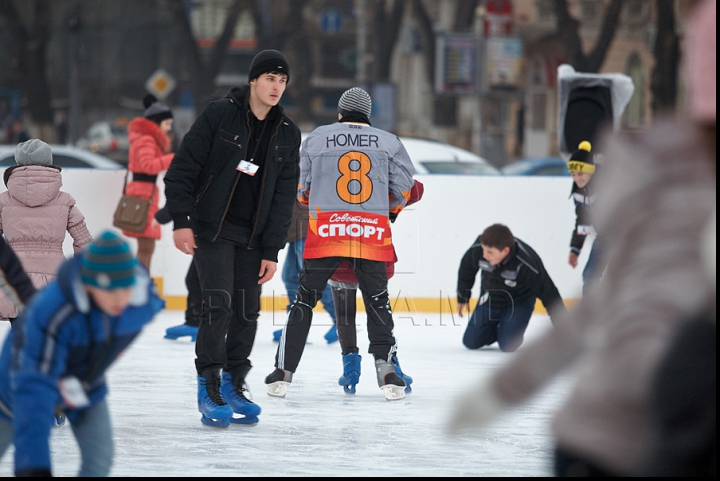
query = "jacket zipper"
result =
(247, 118, 282, 249)
(211, 110, 252, 241)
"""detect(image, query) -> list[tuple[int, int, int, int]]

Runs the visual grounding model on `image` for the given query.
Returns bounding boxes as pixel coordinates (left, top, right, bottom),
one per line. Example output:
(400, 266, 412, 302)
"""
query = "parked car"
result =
(301, 133, 501, 175)
(501, 156, 569, 176)
(0, 144, 124, 169)
(75, 120, 130, 164)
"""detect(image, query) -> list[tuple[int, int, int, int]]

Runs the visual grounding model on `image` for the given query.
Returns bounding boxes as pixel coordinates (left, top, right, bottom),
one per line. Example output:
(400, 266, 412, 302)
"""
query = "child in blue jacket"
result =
(0, 230, 165, 477)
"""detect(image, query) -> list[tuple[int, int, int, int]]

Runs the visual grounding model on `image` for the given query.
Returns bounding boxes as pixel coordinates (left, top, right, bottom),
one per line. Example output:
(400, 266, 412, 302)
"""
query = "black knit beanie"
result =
(248, 49, 290, 84)
(143, 94, 173, 124)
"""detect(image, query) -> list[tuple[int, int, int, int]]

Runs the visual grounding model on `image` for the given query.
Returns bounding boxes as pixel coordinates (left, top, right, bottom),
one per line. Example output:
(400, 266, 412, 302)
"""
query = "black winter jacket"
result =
(456, 237, 566, 323)
(569, 168, 599, 255)
(164, 86, 300, 261)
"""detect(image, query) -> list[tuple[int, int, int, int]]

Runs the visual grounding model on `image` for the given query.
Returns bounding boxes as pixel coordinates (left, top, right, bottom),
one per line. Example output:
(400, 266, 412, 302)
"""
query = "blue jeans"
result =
(0, 398, 114, 476)
(282, 238, 336, 322)
(582, 236, 606, 295)
(462, 298, 536, 352)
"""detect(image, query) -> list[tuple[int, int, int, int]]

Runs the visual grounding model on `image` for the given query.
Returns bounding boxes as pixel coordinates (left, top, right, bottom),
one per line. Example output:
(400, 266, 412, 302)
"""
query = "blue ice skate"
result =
(338, 353, 361, 394)
(54, 412, 66, 427)
(220, 372, 261, 425)
(392, 355, 413, 394)
(324, 325, 338, 344)
(198, 370, 233, 428)
(165, 324, 198, 341)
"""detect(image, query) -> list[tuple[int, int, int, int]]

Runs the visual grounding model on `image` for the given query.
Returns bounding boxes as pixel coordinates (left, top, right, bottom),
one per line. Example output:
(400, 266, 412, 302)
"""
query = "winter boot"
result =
(338, 352, 361, 394)
(265, 368, 293, 398)
(272, 329, 282, 342)
(164, 323, 198, 341)
(375, 359, 406, 401)
(391, 355, 413, 393)
(220, 372, 261, 425)
(324, 325, 338, 344)
(197, 369, 233, 427)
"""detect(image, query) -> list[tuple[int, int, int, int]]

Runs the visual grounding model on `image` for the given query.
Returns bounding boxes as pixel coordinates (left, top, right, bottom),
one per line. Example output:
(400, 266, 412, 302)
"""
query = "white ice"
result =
(0, 309, 573, 477)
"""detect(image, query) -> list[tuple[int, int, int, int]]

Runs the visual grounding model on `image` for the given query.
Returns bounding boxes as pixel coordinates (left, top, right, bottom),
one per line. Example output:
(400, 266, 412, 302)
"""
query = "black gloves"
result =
(389, 212, 398, 223)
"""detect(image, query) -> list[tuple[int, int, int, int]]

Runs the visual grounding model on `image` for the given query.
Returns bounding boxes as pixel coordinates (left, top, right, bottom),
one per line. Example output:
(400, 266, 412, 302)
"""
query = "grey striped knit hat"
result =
(338, 87, 372, 118)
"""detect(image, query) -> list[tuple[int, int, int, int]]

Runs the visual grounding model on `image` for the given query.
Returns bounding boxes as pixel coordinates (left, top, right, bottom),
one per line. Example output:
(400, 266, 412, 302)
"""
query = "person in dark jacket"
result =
(567, 141, 604, 295)
(163, 49, 300, 427)
(0, 230, 165, 477)
(0, 236, 36, 325)
(457, 223, 566, 352)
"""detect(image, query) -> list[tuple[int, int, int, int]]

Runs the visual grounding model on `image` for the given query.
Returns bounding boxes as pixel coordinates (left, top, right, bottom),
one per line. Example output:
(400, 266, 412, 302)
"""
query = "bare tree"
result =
(167, 0, 249, 113)
(368, 0, 405, 81)
(651, 0, 679, 115)
(553, 0, 623, 73)
(0, 0, 54, 139)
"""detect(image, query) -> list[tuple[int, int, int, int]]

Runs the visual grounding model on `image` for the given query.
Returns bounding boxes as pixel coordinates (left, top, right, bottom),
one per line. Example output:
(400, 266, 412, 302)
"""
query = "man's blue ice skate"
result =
(392, 355, 413, 393)
(338, 353, 361, 394)
(198, 370, 233, 428)
(165, 323, 198, 341)
(324, 325, 338, 344)
(220, 372, 261, 425)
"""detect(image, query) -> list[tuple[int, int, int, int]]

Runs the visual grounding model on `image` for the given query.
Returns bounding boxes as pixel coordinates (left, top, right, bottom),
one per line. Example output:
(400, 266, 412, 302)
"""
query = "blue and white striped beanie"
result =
(80, 230, 137, 290)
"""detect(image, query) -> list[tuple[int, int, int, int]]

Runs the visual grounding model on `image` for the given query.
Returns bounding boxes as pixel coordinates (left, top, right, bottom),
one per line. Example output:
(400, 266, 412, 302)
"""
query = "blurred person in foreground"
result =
(446, 0, 717, 476)
(0, 230, 165, 476)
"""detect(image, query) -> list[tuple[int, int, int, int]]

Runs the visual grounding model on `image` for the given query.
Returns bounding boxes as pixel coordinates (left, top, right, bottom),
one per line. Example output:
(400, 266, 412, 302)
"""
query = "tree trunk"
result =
(553, 0, 622, 73)
(168, 0, 247, 113)
(0, 0, 55, 138)
(651, 0, 679, 115)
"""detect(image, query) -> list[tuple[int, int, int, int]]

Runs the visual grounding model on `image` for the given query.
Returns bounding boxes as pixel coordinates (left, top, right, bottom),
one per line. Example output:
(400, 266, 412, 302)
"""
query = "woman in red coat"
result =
(123, 95, 174, 270)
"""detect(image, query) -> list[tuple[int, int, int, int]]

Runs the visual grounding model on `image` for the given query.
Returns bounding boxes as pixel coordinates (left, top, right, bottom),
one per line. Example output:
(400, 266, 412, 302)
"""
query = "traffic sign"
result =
(145, 69, 176, 100)
(320, 9, 343, 34)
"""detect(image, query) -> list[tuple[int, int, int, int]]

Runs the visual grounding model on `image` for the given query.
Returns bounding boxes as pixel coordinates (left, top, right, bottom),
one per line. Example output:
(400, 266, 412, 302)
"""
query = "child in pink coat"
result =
(0, 139, 92, 322)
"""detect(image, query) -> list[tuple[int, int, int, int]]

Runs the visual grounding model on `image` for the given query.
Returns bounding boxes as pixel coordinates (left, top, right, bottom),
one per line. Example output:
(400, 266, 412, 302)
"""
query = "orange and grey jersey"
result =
(299, 122, 415, 262)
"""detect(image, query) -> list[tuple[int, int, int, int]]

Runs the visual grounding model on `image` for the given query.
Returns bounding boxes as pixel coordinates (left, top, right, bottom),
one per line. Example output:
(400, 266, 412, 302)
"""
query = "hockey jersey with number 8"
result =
(299, 122, 415, 262)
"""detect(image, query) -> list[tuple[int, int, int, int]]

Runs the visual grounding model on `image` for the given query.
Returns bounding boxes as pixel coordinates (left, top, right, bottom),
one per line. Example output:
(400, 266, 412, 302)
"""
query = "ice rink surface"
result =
(0, 309, 574, 477)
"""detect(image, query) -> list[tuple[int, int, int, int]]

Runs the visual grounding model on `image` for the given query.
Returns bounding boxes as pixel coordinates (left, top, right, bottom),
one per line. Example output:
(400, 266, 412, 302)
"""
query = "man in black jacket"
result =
(164, 49, 300, 427)
(456, 223, 566, 352)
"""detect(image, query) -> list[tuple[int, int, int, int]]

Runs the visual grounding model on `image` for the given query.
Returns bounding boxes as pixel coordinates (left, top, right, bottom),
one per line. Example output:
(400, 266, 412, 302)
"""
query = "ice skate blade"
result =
(230, 415, 259, 425)
(343, 384, 357, 394)
(266, 381, 289, 398)
(381, 384, 406, 401)
(164, 333, 197, 342)
(201, 415, 230, 428)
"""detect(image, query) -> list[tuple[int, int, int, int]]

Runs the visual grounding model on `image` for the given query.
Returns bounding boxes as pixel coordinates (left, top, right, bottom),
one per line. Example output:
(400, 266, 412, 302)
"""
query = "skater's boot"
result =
(265, 368, 293, 398)
(338, 352, 361, 394)
(272, 329, 282, 342)
(197, 369, 233, 427)
(220, 372, 261, 424)
(375, 359, 406, 401)
(165, 323, 198, 341)
(324, 324, 338, 344)
(54, 410, 66, 428)
(391, 355, 413, 393)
